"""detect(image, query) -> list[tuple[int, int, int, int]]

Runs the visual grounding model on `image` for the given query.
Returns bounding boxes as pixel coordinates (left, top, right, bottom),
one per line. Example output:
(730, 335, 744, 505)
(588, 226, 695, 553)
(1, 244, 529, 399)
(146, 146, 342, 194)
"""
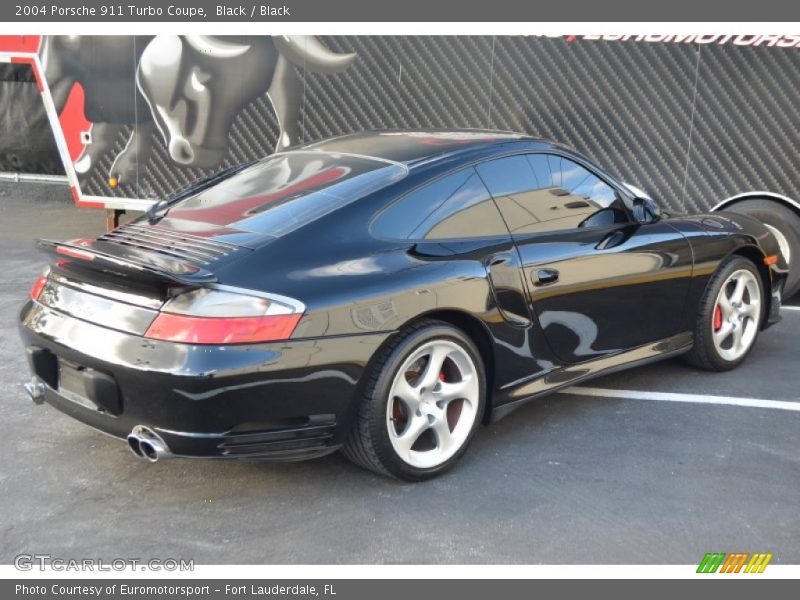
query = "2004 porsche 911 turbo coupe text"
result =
(19, 131, 788, 480)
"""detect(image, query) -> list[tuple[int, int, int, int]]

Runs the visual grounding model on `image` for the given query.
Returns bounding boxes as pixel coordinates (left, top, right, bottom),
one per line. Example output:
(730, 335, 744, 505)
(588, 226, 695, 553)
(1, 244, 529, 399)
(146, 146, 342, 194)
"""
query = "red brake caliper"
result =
(713, 304, 723, 331)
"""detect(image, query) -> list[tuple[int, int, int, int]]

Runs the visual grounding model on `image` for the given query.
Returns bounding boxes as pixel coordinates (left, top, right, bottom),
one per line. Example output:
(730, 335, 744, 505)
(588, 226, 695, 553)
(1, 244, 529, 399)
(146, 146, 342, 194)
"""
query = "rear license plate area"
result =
(58, 361, 100, 411)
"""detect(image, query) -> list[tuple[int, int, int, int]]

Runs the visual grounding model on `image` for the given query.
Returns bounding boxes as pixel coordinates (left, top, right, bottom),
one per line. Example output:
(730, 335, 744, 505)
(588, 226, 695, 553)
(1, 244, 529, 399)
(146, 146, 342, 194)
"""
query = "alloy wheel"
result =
(386, 340, 480, 469)
(712, 268, 761, 362)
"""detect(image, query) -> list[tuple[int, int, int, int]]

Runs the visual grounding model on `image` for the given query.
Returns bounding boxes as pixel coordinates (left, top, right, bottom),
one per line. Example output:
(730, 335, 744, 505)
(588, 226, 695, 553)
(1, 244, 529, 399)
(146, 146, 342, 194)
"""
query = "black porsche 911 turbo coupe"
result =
(19, 130, 787, 480)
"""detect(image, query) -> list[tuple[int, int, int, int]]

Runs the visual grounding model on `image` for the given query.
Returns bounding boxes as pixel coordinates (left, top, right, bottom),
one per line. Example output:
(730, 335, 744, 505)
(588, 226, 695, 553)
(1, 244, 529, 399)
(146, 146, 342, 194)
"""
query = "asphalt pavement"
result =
(1, 181, 798, 565)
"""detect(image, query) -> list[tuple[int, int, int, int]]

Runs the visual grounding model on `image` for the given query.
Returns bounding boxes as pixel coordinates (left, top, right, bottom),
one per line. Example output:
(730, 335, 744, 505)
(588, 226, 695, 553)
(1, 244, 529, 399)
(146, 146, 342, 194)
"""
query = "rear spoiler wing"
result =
(37, 239, 218, 286)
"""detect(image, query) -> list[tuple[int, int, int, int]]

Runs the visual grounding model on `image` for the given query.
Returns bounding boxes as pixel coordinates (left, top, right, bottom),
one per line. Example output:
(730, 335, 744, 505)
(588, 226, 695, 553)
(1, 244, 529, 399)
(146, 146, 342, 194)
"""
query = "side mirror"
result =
(623, 183, 652, 201)
(632, 196, 662, 224)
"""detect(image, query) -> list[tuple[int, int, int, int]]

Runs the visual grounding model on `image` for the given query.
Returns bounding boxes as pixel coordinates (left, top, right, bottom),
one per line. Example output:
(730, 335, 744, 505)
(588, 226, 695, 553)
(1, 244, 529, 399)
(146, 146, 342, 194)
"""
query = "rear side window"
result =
(372, 168, 509, 240)
(476, 154, 626, 235)
(165, 151, 407, 237)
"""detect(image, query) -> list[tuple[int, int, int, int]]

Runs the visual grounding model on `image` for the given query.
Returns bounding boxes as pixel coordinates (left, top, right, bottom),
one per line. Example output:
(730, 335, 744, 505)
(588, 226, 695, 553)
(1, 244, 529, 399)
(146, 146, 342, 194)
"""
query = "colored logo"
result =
(697, 552, 773, 573)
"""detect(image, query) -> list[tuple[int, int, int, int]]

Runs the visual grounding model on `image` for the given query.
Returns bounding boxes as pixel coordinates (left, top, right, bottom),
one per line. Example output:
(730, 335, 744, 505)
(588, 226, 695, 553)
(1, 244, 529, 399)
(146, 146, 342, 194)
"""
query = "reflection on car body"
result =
(19, 130, 788, 480)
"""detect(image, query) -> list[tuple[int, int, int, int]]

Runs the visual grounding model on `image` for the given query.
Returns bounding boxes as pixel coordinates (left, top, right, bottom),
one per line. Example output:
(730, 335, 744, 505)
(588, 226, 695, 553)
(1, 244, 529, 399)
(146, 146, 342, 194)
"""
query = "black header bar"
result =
(3, 0, 800, 22)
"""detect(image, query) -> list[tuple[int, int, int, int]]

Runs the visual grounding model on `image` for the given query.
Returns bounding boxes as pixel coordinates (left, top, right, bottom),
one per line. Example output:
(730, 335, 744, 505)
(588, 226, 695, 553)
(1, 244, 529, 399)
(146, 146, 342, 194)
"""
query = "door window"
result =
(476, 154, 627, 235)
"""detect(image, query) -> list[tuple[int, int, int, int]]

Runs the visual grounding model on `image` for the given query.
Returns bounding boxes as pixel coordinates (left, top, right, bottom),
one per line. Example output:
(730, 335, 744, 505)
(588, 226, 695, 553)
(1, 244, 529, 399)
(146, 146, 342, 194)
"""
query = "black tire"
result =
(341, 319, 486, 481)
(684, 256, 764, 372)
(725, 199, 800, 299)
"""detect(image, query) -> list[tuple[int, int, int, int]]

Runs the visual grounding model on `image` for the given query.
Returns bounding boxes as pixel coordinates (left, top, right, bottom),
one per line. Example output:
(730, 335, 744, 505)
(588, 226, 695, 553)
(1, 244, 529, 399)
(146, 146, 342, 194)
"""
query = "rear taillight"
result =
(145, 313, 302, 344)
(144, 287, 304, 344)
(30, 275, 48, 301)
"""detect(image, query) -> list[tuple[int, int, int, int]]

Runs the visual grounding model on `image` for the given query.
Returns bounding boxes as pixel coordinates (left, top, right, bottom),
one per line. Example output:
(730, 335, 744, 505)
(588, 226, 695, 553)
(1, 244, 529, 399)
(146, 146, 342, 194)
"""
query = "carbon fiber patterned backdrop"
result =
(9, 36, 800, 214)
(308, 37, 800, 215)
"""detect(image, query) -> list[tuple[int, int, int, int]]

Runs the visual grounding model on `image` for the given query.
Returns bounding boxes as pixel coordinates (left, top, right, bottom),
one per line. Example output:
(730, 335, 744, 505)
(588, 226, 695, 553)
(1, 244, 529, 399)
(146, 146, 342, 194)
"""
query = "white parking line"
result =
(561, 386, 800, 412)
(783, 305, 800, 312)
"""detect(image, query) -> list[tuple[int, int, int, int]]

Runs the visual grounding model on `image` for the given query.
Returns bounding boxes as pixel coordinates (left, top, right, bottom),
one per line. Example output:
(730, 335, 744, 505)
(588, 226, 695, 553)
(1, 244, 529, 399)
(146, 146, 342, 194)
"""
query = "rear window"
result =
(164, 152, 407, 236)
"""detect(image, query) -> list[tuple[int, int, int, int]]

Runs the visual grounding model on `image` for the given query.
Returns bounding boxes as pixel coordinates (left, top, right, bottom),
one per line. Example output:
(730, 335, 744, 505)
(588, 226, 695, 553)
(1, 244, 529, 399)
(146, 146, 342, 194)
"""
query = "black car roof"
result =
(297, 129, 552, 166)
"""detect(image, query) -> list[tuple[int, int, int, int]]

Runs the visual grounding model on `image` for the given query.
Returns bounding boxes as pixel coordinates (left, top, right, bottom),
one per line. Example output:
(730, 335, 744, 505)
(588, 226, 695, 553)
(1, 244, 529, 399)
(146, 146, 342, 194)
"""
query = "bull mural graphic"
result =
(40, 36, 156, 187)
(40, 35, 356, 190)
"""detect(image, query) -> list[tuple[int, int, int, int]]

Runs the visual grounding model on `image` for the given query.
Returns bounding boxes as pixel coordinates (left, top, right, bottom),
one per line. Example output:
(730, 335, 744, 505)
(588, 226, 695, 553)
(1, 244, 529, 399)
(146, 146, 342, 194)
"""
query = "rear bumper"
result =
(19, 301, 390, 460)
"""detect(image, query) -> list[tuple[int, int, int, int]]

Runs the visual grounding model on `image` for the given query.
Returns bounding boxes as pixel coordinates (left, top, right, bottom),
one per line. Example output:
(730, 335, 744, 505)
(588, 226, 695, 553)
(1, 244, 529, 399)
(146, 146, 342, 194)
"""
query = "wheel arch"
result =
(712, 191, 800, 218)
(714, 192, 800, 302)
(401, 309, 497, 425)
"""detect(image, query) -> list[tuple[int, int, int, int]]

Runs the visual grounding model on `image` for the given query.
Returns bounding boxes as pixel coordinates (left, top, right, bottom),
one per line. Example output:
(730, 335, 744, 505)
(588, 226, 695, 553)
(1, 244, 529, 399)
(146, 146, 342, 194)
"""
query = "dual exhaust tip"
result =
(127, 426, 173, 462)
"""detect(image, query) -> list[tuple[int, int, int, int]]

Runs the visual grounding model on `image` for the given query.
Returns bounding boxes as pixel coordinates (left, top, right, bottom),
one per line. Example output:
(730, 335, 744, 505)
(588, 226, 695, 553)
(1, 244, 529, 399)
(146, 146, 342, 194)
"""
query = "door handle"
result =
(534, 268, 559, 286)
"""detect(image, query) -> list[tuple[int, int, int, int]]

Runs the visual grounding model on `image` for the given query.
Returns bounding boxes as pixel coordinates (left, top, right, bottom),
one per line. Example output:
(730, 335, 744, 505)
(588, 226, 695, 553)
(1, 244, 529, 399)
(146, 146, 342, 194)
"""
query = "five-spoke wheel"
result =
(686, 256, 764, 371)
(342, 321, 486, 480)
(386, 340, 480, 469)
(711, 268, 761, 362)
